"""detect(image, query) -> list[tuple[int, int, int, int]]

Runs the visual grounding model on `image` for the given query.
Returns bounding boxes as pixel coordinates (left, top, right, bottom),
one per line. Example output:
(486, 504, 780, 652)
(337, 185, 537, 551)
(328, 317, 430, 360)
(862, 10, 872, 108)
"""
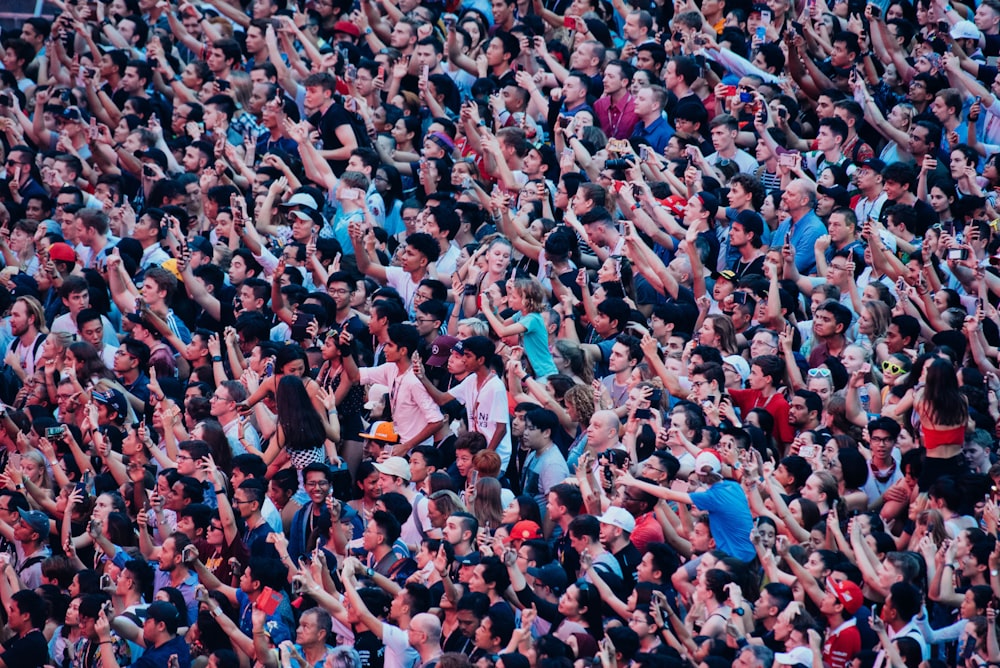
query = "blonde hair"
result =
(511, 277, 546, 314)
(21, 450, 53, 508)
(705, 314, 737, 355)
(14, 296, 48, 334)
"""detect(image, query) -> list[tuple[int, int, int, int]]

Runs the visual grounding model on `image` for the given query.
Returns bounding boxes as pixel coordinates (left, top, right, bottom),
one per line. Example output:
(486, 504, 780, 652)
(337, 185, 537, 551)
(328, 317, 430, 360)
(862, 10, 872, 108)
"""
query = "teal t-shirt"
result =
(513, 311, 557, 379)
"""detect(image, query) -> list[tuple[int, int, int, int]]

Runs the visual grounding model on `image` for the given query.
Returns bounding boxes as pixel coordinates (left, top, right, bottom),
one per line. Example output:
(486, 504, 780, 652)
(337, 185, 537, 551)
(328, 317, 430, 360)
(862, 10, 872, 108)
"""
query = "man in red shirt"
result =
(728, 354, 795, 449)
(820, 577, 863, 668)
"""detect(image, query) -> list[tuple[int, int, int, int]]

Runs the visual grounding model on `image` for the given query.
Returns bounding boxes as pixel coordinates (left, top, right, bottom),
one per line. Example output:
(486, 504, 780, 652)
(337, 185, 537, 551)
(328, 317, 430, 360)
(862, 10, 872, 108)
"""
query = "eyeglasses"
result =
(690, 380, 709, 389)
(210, 394, 231, 402)
(327, 288, 351, 296)
(882, 361, 905, 375)
(870, 436, 895, 445)
(208, 524, 223, 531)
(808, 368, 831, 378)
(232, 498, 253, 505)
(175, 454, 193, 461)
(304, 480, 330, 488)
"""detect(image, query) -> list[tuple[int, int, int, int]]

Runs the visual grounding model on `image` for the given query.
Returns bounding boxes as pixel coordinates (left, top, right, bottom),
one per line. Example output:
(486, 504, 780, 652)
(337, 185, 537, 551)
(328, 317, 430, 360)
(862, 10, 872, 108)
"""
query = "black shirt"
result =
(613, 542, 643, 592)
(310, 102, 365, 177)
(0, 630, 48, 668)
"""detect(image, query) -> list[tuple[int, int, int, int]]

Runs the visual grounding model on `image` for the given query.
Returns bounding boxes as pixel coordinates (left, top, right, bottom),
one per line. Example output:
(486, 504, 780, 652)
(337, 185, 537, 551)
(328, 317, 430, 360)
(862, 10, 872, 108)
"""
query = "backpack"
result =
(0, 334, 46, 406)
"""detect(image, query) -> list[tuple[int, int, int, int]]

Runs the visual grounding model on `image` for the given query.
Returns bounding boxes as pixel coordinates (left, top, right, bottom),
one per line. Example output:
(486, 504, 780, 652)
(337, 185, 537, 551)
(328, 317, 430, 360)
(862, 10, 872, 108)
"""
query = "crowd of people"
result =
(1, 0, 1000, 664)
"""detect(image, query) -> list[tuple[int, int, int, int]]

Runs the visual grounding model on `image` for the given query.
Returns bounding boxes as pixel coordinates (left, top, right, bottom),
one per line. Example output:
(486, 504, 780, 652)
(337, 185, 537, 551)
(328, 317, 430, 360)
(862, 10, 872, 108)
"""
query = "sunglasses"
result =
(807, 368, 831, 378)
(882, 360, 905, 375)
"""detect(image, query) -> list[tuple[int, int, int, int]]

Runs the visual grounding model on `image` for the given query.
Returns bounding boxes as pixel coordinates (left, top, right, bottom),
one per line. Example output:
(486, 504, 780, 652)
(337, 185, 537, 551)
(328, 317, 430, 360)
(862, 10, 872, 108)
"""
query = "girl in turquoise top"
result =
(480, 277, 558, 379)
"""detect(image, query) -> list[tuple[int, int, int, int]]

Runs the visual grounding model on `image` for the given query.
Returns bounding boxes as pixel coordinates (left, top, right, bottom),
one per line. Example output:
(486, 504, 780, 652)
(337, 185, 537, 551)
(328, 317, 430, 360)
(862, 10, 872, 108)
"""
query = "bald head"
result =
(588, 410, 621, 449)
(786, 178, 817, 215)
(411, 612, 442, 647)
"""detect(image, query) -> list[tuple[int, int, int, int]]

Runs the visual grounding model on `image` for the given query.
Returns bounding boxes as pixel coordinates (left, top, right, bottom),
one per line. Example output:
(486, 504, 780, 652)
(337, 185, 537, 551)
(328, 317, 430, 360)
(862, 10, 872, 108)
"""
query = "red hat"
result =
(827, 577, 863, 615)
(504, 520, 542, 543)
(47, 242, 77, 264)
(332, 21, 360, 38)
(661, 195, 687, 216)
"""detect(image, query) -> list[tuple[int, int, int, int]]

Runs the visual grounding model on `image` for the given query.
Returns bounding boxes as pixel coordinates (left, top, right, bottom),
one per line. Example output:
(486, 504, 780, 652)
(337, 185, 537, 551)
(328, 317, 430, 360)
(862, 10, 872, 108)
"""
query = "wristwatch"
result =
(733, 607, 745, 616)
(366, 566, 375, 578)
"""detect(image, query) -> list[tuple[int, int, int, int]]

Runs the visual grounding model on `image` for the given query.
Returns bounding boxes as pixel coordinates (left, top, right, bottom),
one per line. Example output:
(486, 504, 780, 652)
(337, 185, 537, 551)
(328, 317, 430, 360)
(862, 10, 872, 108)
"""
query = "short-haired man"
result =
(819, 578, 863, 668)
(341, 559, 424, 666)
(77, 308, 119, 368)
(0, 589, 56, 666)
(788, 390, 822, 433)
(594, 60, 638, 140)
(621, 451, 755, 561)
(98, 599, 191, 667)
(630, 85, 673, 153)
(12, 509, 50, 589)
(703, 114, 758, 174)
(351, 226, 440, 315)
(774, 178, 827, 274)
(597, 506, 642, 590)
(210, 380, 261, 456)
(414, 336, 511, 468)
(345, 324, 444, 455)
(302, 71, 360, 175)
(863, 417, 903, 504)
(808, 299, 852, 366)
(76, 594, 131, 666)
(521, 409, 570, 519)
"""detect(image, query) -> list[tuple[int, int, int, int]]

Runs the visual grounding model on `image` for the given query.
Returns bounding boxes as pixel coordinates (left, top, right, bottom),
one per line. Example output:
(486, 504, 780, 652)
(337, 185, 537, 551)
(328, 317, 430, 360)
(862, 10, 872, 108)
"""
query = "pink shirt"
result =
(359, 364, 443, 446)
(594, 93, 639, 140)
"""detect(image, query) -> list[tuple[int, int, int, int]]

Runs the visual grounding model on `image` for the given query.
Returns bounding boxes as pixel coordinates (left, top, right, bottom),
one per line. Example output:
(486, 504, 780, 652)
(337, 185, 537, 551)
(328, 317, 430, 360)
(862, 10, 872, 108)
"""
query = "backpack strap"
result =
(16, 554, 46, 575)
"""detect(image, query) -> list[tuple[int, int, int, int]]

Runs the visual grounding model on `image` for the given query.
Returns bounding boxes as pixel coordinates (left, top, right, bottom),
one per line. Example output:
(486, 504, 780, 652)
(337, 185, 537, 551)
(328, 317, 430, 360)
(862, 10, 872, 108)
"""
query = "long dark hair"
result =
(68, 341, 116, 382)
(275, 376, 326, 451)
(377, 163, 404, 210)
(196, 419, 232, 477)
(513, 494, 542, 526)
(922, 358, 968, 426)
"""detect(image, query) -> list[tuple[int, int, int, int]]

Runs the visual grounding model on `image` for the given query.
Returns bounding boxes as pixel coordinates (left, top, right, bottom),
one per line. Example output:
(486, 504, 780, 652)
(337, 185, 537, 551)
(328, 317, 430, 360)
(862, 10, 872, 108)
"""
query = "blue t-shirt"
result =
(513, 311, 557, 378)
(688, 480, 756, 561)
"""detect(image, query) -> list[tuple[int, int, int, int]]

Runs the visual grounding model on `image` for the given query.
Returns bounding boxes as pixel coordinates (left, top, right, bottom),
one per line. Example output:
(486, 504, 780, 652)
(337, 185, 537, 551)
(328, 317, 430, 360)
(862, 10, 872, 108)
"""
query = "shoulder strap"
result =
(32, 333, 46, 356)
(16, 554, 45, 573)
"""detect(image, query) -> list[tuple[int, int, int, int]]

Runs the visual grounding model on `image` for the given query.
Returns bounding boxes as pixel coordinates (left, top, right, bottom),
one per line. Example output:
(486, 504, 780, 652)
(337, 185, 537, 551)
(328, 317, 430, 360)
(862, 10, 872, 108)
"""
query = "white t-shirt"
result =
(450, 373, 512, 468)
(385, 266, 421, 315)
(382, 621, 420, 668)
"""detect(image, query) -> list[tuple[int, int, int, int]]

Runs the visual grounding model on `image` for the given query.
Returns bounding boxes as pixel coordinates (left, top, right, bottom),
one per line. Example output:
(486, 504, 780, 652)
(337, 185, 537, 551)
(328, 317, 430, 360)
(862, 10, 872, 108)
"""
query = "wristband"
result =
(463, 284, 477, 296)
(212, 355, 223, 362)
(215, 489, 225, 494)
